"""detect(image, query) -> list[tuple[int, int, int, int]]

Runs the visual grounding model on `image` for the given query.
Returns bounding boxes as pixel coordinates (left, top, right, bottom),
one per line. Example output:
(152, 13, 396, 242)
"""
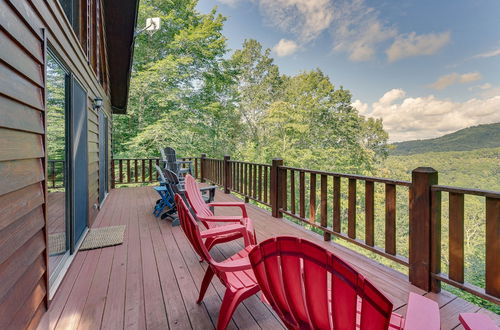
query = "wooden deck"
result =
(38, 186, 499, 330)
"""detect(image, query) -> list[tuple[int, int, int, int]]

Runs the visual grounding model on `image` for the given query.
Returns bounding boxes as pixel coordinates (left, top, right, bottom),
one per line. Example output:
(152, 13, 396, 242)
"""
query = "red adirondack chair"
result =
(184, 174, 256, 251)
(174, 194, 260, 330)
(248, 236, 441, 330)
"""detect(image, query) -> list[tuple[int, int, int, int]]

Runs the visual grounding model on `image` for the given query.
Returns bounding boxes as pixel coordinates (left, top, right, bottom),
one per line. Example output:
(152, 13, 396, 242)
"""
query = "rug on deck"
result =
(80, 225, 126, 251)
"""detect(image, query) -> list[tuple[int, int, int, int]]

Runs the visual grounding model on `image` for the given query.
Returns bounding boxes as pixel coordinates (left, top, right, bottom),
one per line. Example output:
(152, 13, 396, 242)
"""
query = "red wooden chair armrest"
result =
(215, 255, 254, 272)
(403, 293, 440, 330)
(459, 313, 498, 330)
(198, 215, 243, 223)
(200, 224, 246, 238)
(200, 223, 252, 246)
(207, 202, 248, 217)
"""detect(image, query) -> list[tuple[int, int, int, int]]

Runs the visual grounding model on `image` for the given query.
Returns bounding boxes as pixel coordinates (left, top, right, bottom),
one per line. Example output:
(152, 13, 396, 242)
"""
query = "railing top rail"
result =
(204, 157, 223, 161)
(432, 185, 500, 198)
(279, 165, 412, 186)
(113, 157, 160, 161)
(228, 160, 271, 167)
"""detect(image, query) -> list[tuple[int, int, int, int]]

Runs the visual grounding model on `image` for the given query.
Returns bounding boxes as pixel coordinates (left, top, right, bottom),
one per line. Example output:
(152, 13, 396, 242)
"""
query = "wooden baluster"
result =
(134, 159, 138, 182)
(194, 158, 198, 178)
(282, 169, 287, 212)
(321, 174, 330, 241)
(365, 181, 375, 246)
(449, 192, 464, 283)
(248, 164, 253, 198)
(333, 176, 341, 232)
(485, 197, 500, 298)
(264, 166, 268, 203)
(258, 165, 263, 201)
(385, 184, 397, 255)
(290, 170, 296, 214)
(200, 154, 206, 183)
(127, 160, 131, 183)
(244, 163, 249, 202)
(111, 159, 115, 189)
(309, 173, 316, 223)
(224, 156, 230, 194)
(348, 178, 356, 238)
(239, 162, 243, 193)
(253, 164, 257, 199)
(119, 159, 123, 183)
(270, 159, 284, 218)
(299, 171, 305, 219)
(431, 189, 442, 293)
(142, 160, 145, 183)
(149, 159, 153, 182)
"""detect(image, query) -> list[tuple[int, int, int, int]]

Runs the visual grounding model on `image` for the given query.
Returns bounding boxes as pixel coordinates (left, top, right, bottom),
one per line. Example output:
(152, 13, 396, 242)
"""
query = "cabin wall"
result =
(0, 0, 112, 328)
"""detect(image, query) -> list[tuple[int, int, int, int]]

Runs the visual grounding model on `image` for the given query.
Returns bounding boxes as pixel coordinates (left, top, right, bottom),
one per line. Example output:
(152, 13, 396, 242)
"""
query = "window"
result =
(59, 0, 80, 34)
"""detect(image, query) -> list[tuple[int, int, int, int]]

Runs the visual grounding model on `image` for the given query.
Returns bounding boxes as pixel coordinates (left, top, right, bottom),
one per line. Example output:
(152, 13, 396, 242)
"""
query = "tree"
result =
(113, 0, 240, 158)
(227, 39, 283, 159)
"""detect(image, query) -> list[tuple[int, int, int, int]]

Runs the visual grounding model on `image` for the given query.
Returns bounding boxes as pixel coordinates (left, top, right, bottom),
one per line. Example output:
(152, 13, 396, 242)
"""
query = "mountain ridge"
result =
(389, 122, 500, 155)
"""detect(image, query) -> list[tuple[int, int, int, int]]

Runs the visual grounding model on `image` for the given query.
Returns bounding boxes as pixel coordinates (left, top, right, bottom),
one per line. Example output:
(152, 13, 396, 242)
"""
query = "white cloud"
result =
(472, 48, 500, 59)
(429, 72, 482, 90)
(259, 0, 334, 43)
(272, 39, 299, 57)
(221, 0, 450, 62)
(352, 88, 500, 142)
(331, 1, 397, 61)
(386, 31, 451, 62)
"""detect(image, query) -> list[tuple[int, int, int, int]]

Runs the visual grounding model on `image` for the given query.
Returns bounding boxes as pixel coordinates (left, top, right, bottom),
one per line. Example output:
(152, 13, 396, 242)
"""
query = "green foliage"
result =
(113, 2, 388, 173)
(391, 122, 500, 155)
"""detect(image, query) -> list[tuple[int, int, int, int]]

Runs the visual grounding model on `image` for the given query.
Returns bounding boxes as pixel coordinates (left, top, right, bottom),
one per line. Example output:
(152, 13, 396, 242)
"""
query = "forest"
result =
(109, 0, 498, 312)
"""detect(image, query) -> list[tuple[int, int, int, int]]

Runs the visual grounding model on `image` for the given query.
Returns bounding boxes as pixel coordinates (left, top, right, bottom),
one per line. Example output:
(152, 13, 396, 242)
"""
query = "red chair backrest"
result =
(174, 194, 212, 263)
(184, 175, 212, 226)
(248, 236, 394, 330)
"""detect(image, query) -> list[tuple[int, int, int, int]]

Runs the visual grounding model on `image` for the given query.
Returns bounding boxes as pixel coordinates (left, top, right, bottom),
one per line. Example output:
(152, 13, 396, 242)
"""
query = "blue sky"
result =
(197, 0, 500, 141)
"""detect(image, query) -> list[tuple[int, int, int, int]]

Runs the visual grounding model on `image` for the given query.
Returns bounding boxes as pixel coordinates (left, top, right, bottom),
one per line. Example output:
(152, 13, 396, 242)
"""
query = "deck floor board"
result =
(37, 186, 499, 330)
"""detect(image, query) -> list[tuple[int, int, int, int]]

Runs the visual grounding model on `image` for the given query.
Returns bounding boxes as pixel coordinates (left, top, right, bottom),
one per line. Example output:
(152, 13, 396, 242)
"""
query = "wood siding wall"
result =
(0, 0, 112, 328)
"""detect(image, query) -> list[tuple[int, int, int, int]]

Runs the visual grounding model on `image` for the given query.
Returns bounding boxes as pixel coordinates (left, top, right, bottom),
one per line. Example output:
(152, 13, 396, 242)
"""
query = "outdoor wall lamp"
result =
(93, 97, 103, 110)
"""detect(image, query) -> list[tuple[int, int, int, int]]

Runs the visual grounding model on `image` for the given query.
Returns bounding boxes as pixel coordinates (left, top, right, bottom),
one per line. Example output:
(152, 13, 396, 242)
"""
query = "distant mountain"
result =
(390, 122, 500, 155)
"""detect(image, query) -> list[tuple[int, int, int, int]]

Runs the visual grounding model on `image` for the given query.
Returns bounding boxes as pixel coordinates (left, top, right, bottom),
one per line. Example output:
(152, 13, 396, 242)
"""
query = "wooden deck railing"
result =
(196, 155, 500, 304)
(48, 159, 65, 189)
(111, 157, 200, 187)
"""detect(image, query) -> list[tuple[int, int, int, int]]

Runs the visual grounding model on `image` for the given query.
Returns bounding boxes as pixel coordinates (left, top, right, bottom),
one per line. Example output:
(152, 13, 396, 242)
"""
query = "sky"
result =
(196, 0, 500, 142)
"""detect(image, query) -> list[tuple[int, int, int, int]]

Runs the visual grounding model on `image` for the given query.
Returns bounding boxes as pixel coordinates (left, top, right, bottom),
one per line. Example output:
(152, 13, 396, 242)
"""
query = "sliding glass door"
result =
(46, 49, 89, 286)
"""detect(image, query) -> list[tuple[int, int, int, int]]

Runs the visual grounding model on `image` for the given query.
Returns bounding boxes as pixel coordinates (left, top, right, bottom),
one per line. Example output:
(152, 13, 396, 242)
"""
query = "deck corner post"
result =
(409, 167, 438, 292)
(270, 158, 284, 218)
(200, 153, 207, 183)
(224, 155, 231, 194)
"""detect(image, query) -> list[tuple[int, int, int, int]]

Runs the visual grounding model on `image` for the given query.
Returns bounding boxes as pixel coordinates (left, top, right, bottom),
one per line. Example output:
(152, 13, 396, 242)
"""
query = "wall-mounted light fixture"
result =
(93, 97, 103, 110)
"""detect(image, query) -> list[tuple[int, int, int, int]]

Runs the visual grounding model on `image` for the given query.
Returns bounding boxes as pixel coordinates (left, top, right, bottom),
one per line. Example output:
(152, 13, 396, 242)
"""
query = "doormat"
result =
(80, 225, 126, 251)
(48, 232, 66, 256)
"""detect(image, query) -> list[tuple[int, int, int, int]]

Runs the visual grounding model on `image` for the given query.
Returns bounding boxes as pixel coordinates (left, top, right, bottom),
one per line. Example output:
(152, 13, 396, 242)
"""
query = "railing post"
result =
(224, 155, 231, 194)
(200, 153, 206, 183)
(270, 158, 284, 218)
(409, 167, 438, 292)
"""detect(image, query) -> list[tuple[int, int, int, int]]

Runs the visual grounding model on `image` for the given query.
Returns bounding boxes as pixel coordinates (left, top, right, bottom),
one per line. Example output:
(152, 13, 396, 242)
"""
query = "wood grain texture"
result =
(0, 95, 44, 133)
(449, 192, 464, 283)
(385, 184, 396, 255)
(0, 128, 44, 161)
(365, 181, 374, 247)
(485, 197, 500, 297)
(38, 186, 499, 330)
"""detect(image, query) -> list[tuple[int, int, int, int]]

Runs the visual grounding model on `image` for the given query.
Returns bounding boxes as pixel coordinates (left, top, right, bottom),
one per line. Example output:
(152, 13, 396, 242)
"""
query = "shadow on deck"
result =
(38, 186, 499, 329)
